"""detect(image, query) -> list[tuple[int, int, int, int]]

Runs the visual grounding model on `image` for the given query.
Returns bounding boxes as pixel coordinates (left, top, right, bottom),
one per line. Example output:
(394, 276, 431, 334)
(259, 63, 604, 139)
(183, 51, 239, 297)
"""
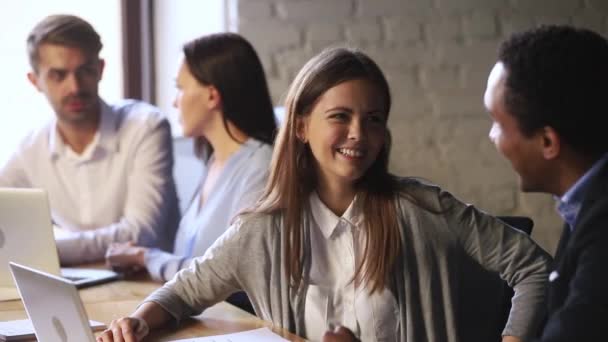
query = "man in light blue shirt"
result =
(485, 25, 608, 341)
(556, 154, 608, 230)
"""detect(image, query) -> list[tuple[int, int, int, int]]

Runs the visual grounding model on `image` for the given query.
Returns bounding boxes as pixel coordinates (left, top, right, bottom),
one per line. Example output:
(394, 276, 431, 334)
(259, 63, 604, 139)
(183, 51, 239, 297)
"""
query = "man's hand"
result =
(105, 241, 147, 273)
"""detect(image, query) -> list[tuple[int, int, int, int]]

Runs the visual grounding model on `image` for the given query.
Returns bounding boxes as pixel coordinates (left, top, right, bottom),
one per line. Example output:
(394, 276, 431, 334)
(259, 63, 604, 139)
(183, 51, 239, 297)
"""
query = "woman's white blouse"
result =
(304, 192, 399, 342)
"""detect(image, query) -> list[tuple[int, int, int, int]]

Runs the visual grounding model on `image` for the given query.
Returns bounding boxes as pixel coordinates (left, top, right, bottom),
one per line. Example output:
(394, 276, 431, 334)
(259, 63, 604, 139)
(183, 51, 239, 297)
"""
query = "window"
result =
(153, 0, 228, 136)
(0, 0, 122, 166)
(153, 0, 228, 210)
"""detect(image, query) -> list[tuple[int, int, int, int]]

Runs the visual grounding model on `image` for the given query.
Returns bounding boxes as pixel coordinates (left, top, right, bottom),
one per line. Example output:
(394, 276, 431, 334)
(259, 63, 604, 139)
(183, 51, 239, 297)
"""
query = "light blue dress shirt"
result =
(145, 138, 272, 281)
(557, 153, 608, 230)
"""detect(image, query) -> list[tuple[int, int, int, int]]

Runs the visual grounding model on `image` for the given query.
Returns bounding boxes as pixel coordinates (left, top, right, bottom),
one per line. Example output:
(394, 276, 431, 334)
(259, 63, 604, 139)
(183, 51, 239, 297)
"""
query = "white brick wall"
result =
(510, 0, 582, 15)
(384, 17, 423, 43)
(306, 23, 344, 50)
(234, 0, 608, 254)
(237, 1, 274, 20)
(276, 0, 353, 22)
(587, 0, 608, 12)
(464, 11, 498, 39)
(357, 0, 432, 18)
(345, 20, 383, 43)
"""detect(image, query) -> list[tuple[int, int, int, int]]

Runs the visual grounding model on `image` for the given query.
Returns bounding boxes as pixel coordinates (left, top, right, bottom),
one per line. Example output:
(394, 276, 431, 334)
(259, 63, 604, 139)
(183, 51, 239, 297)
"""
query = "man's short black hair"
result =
(499, 25, 608, 159)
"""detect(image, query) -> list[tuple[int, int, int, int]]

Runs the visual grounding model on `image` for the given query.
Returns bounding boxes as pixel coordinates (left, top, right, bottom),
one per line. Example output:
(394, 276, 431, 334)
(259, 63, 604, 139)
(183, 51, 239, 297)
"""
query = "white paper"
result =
(168, 327, 290, 342)
(0, 319, 105, 340)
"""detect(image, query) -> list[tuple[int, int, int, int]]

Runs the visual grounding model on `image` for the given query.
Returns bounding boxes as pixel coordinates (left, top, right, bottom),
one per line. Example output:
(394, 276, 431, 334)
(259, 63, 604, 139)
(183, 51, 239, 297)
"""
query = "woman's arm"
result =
(96, 302, 172, 342)
(99, 219, 249, 342)
(439, 189, 552, 340)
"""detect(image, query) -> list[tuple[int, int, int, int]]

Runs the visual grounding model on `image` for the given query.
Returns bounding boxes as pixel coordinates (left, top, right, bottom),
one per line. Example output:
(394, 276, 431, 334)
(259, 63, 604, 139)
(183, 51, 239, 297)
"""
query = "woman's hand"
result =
(96, 316, 149, 342)
(322, 326, 360, 342)
(502, 336, 523, 342)
(105, 242, 147, 273)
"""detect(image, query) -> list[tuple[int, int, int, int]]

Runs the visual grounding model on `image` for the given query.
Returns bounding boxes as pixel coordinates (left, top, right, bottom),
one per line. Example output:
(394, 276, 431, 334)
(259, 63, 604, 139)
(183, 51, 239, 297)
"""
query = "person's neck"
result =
(553, 152, 598, 197)
(315, 177, 356, 217)
(204, 117, 249, 164)
(56, 112, 100, 155)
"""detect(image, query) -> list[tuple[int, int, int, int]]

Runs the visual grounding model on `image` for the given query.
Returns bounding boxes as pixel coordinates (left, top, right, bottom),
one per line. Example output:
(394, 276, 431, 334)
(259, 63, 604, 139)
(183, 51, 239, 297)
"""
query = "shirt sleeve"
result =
(0, 148, 31, 187)
(439, 189, 552, 340)
(145, 248, 191, 282)
(143, 219, 245, 322)
(56, 116, 178, 264)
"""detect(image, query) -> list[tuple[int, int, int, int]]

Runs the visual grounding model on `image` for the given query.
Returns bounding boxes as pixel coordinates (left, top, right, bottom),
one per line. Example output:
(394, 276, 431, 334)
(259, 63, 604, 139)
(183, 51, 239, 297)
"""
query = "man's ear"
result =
(98, 58, 105, 81)
(540, 126, 561, 160)
(27, 72, 41, 92)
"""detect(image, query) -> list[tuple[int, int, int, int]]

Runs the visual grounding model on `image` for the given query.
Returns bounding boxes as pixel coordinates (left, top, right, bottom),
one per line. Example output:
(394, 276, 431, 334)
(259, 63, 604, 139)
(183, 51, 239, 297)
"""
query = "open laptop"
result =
(9, 262, 103, 341)
(0, 188, 119, 301)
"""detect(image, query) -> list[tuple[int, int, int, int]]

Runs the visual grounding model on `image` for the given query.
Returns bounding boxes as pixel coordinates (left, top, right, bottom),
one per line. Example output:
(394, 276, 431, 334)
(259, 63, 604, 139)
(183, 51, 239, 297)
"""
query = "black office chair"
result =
(226, 292, 256, 315)
(497, 215, 534, 235)
(448, 215, 537, 341)
(496, 216, 535, 338)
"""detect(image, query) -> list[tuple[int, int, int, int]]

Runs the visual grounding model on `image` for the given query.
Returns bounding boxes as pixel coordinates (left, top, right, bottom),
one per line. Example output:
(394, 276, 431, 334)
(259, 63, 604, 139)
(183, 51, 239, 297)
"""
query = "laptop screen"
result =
(9, 262, 97, 342)
(0, 188, 61, 287)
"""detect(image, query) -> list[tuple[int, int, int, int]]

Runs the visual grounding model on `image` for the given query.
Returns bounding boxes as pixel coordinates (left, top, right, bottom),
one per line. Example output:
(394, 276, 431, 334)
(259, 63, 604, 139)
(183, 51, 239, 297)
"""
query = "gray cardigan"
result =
(146, 178, 551, 342)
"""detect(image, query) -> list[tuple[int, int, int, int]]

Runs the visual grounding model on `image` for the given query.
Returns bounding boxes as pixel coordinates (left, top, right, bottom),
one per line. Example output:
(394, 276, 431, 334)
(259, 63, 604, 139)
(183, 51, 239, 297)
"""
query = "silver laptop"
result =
(9, 262, 100, 342)
(0, 188, 119, 300)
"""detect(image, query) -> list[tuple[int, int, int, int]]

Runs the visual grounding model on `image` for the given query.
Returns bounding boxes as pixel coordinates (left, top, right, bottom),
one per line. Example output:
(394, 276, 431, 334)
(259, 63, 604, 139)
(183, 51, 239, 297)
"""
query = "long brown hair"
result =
(182, 33, 277, 158)
(253, 47, 401, 293)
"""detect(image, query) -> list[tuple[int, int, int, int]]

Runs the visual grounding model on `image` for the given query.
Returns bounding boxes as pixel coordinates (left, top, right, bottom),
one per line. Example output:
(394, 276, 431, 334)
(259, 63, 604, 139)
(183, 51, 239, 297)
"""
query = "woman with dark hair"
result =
(99, 47, 549, 342)
(105, 33, 276, 284)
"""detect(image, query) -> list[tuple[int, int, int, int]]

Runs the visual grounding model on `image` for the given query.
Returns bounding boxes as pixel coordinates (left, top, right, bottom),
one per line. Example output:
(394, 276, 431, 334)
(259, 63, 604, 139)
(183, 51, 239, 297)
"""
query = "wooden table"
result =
(0, 273, 306, 341)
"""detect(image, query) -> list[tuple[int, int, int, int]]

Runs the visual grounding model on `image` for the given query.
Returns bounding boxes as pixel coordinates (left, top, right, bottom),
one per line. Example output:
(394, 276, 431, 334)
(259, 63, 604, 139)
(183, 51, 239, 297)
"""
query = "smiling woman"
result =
(98, 47, 552, 342)
(0, 0, 122, 166)
(298, 79, 388, 203)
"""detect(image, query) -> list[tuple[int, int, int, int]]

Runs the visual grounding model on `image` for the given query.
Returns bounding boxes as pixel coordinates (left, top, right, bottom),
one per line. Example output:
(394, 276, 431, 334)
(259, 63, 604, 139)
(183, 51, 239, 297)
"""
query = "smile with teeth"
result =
(338, 148, 364, 158)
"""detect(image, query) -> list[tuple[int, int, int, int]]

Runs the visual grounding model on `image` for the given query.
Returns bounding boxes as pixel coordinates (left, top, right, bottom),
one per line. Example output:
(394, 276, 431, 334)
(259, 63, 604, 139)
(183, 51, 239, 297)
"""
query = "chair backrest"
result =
(497, 216, 534, 235)
(496, 215, 534, 337)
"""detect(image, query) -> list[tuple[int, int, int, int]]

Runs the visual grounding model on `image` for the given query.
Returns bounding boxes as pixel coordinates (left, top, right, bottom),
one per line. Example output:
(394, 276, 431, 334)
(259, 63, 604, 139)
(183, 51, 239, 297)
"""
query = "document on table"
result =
(0, 319, 105, 341)
(169, 327, 290, 342)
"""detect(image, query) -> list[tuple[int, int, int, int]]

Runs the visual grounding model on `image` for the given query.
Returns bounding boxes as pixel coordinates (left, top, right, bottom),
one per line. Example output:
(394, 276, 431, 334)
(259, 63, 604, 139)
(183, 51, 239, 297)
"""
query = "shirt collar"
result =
(48, 99, 119, 159)
(65, 131, 100, 161)
(557, 153, 608, 229)
(309, 191, 362, 239)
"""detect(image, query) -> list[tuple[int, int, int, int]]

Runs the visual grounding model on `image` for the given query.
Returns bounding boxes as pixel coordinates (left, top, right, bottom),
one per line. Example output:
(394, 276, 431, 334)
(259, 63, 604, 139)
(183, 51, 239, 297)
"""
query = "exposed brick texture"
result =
(235, 0, 608, 254)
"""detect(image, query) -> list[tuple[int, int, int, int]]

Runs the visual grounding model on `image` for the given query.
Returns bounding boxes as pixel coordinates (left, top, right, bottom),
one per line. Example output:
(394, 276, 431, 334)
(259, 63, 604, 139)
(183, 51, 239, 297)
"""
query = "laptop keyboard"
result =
(60, 267, 120, 288)
(63, 275, 85, 282)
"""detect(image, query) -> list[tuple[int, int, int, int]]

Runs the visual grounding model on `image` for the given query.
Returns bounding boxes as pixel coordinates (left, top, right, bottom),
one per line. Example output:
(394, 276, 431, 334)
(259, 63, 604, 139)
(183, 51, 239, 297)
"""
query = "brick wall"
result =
(235, 0, 608, 253)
